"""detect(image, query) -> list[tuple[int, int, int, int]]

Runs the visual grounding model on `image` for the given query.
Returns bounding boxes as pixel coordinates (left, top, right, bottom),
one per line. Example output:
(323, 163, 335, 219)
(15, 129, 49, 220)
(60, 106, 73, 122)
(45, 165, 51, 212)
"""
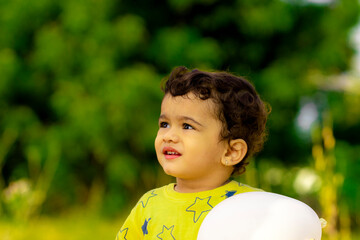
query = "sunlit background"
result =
(0, 0, 359, 239)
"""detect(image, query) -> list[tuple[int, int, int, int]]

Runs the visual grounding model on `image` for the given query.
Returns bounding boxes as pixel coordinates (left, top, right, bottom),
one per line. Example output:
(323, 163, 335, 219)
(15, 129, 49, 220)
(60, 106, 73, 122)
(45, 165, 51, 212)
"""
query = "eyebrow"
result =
(159, 114, 204, 127)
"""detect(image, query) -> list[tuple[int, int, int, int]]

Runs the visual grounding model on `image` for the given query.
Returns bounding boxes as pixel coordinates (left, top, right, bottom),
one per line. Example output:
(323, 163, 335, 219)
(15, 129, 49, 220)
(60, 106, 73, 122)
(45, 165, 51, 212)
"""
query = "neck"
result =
(175, 177, 231, 193)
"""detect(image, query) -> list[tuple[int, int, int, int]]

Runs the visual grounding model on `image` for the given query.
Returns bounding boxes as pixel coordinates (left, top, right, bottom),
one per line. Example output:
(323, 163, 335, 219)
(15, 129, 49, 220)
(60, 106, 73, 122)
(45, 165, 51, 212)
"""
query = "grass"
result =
(0, 210, 124, 240)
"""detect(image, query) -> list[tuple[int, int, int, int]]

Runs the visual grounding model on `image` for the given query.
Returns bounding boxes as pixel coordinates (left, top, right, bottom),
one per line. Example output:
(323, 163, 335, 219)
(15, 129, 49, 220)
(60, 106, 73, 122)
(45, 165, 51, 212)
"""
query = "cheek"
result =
(199, 141, 225, 160)
(154, 136, 160, 151)
(154, 133, 163, 153)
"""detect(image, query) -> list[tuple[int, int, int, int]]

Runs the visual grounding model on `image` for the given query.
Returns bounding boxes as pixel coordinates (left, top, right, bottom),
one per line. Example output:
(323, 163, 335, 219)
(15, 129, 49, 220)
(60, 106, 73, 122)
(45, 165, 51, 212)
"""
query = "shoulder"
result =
(135, 183, 174, 207)
(140, 184, 173, 198)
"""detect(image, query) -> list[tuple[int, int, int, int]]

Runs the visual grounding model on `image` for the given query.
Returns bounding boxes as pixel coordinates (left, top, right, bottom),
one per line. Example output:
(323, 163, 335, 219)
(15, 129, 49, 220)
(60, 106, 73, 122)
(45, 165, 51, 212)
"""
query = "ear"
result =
(222, 139, 248, 166)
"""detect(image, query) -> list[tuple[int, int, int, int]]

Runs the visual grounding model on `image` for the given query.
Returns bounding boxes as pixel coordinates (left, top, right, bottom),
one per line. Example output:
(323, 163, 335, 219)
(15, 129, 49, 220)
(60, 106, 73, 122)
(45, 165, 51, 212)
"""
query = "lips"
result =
(162, 146, 182, 160)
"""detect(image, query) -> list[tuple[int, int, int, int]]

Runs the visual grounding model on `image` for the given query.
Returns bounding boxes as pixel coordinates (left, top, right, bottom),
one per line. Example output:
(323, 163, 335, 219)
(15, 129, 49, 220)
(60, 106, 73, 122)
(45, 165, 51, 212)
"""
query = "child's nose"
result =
(163, 128, 180, 143)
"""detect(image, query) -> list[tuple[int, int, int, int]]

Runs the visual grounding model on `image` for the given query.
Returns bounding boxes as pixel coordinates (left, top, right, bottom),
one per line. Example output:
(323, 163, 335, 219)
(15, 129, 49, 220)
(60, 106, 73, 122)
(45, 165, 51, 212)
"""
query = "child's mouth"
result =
(163, 147, 181, 159)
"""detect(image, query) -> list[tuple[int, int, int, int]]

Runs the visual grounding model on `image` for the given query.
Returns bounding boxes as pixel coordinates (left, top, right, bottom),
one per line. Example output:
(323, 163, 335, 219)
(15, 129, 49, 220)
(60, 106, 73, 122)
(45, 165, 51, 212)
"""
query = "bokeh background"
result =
(1, 0, 360, 239)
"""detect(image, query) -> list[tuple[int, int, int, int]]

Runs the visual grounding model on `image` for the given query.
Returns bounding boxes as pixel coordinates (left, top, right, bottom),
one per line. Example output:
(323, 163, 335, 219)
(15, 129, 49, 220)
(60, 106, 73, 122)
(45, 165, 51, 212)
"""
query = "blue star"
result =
(116, 228, 128, 240)
(222, 190, 237, 198)
(139, 190, 158, 208)
(142, 218, 151, 235)
(157, 225, 176, 239)
(186, 196, 213, 223)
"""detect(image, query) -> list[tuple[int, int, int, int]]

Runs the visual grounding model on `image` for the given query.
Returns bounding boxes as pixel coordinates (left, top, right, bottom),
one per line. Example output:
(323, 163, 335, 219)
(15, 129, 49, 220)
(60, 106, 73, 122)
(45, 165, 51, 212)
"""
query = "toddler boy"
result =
(116, 66, 270, 239)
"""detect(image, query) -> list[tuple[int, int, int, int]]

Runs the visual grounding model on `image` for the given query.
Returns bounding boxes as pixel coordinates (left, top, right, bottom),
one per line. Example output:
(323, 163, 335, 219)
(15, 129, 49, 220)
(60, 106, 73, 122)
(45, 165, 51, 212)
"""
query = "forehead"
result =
(161, 93, 218, 119)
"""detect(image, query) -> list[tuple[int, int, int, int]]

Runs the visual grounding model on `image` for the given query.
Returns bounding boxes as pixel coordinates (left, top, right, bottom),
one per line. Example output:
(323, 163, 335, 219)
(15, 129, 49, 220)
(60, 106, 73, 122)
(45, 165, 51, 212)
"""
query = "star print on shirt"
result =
(142, 218, 151, 235)
(157, 225, 176, 239)
(222, 190, 237, 198)
(116, 228, 128, 240)
(139, 190, 158, 208)
(186, 196, 213, 223)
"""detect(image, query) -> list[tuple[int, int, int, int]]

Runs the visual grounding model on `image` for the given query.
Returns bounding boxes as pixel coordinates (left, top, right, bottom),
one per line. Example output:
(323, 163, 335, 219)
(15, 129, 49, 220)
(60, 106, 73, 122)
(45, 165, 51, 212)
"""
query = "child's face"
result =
(155, 93, 229, 185)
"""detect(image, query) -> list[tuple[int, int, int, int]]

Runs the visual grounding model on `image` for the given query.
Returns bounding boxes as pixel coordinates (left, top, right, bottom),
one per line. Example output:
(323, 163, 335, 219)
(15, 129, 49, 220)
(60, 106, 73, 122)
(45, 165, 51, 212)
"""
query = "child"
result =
(116, 66, 270, 240)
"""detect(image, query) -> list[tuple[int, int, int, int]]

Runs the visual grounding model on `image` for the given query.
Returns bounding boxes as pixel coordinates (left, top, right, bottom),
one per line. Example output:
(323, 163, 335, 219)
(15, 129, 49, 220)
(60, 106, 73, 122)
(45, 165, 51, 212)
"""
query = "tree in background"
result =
(0, 0, 359, 237)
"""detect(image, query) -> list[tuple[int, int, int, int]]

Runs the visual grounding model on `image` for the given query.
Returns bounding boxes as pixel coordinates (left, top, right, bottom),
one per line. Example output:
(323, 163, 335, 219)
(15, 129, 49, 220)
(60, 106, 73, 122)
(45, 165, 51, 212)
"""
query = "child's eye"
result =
(183, 123, 194, 130)
(159, 122, 169, 128)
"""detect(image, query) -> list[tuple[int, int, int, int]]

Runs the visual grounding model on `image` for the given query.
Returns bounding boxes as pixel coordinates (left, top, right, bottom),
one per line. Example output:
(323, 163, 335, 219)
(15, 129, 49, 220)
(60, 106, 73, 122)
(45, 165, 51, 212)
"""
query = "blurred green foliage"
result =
(1, 0, 360, 239)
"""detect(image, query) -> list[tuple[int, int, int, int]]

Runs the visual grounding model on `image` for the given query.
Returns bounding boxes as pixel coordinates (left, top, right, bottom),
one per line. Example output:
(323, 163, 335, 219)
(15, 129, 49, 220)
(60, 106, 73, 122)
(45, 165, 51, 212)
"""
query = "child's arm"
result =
(116, 191, 154, 240)
(116, 209, 143, 239)
(116, 204, 144, 240)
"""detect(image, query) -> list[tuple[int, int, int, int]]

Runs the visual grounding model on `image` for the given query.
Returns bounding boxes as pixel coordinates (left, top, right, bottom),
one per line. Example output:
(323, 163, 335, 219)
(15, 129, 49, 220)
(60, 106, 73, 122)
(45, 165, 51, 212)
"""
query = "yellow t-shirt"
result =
(116, 180, 261, 240)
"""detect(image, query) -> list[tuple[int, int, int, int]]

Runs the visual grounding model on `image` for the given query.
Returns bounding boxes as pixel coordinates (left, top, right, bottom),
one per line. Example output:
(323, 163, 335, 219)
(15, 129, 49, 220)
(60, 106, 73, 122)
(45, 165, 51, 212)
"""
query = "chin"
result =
(161, 167, 178, 178)
(163, 168, 175, 176)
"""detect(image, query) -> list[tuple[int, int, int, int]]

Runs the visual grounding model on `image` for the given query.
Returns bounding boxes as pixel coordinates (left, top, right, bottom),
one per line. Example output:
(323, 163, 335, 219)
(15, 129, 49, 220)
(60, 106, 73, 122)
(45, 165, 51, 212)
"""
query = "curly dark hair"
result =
(162, 66, 270, 175)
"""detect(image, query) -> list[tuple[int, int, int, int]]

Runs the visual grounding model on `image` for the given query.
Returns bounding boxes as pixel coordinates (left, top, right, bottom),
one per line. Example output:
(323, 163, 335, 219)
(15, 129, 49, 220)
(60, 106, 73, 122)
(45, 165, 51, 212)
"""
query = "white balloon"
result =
(197, 192, 322, 240)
